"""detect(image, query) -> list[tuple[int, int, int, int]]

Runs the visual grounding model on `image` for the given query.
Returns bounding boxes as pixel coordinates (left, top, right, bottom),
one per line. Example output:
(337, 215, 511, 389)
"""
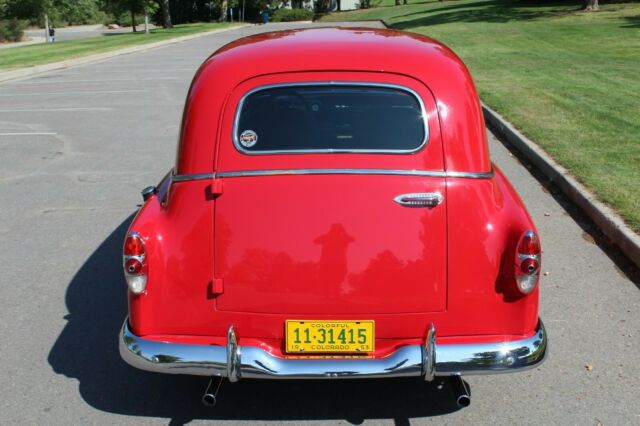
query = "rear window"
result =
(233, 83, 428, 154)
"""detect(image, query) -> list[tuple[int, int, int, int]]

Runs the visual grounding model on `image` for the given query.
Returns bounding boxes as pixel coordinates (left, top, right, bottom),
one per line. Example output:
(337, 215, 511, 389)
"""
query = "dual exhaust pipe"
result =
(452, 375, 471, 408)
(201, 375, 471, 409)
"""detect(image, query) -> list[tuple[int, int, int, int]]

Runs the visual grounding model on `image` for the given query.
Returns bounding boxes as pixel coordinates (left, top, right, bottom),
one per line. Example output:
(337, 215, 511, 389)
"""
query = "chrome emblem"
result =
(239, 130, 258, 148)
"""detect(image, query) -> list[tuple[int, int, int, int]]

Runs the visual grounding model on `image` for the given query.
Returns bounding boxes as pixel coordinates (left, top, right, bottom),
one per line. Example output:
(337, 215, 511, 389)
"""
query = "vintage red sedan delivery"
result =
(119, 27, 546, 402)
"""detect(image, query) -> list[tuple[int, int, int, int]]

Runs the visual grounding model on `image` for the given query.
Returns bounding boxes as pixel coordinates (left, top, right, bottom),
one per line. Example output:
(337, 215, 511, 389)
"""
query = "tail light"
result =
(515, 230, 541, 294)
(123, 232, 147, 294)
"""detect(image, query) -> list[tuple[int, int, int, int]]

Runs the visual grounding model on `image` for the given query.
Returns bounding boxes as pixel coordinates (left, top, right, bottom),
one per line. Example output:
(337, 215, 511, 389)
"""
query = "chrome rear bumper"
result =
(119, 319, 547, 380)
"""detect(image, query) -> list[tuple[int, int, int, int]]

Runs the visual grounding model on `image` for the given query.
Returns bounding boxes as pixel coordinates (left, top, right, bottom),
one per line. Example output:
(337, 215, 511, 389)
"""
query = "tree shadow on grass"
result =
(621, 15, 640, 28)
(389, 0, 582, 30)
(48, 214, 464, 424)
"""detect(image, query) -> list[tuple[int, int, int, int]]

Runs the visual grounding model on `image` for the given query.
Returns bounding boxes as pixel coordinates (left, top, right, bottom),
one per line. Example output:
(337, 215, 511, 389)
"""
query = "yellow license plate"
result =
(285, 320, 375, 353)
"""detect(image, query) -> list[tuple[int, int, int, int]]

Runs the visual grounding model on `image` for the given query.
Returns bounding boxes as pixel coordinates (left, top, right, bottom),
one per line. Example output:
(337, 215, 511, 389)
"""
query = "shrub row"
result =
(271, 8, 314, 22)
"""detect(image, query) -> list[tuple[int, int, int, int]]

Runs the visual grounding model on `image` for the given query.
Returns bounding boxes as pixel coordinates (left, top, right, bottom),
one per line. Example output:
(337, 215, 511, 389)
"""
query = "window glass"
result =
(235, 84, 427, 153)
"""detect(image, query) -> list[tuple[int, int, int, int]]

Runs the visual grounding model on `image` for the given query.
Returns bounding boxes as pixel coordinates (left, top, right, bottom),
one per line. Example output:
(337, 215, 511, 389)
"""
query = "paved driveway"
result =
(0, 23, 638, 425)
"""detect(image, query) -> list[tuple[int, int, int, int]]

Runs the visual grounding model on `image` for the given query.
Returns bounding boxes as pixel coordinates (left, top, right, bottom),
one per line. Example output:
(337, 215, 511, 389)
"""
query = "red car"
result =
(119, 27, 547, 407)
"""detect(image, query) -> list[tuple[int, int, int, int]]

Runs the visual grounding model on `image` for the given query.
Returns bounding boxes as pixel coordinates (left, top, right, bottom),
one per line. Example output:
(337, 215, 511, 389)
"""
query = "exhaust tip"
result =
(456, 394, 471, 408)
(202, 393, 217, 407)
(451, 375, 471, 408)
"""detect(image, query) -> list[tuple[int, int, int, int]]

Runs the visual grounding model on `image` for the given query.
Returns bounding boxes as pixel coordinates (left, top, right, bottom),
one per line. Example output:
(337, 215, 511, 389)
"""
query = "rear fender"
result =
(126, 178, 214, 336)
(445, 165, 539, 336)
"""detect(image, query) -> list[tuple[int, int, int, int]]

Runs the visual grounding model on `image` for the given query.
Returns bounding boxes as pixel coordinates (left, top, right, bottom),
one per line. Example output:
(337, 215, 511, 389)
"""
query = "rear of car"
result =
(119, 28, 546, 385)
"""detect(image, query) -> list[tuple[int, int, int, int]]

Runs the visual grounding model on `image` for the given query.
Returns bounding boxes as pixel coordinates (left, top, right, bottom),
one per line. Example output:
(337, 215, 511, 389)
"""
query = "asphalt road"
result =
(1, 23, 639, 425)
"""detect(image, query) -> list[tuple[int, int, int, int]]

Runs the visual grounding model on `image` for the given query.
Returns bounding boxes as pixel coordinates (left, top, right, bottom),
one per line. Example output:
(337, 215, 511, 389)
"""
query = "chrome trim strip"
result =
(171, 172, 215, 182)
(217, 169, 446, 178)
(119, 319, 547, 379)
(171, 168, 494, 182)
(445, 169, 495, 179)
(232, 82, 430, 155)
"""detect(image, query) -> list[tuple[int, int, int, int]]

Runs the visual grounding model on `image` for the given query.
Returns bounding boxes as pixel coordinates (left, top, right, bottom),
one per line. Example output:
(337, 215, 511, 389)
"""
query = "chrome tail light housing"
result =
(515, 230, 541, 294)
(123, 232, 147, 294)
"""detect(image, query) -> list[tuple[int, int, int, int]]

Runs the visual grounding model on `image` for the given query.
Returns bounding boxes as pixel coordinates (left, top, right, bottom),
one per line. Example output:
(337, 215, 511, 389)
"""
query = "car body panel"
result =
(123, 28, 543, 373)
(214, 174, 448, 314)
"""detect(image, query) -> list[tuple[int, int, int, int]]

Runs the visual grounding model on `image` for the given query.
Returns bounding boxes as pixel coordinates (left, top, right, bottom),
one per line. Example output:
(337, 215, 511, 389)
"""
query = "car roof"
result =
(176, 28, 490, 175)
(209, 27, 462, 75)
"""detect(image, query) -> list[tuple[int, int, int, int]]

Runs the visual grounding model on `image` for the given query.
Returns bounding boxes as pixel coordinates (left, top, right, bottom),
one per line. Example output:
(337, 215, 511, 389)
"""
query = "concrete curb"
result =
(0, 24, 252, 84)
(483, 103, 640, 269)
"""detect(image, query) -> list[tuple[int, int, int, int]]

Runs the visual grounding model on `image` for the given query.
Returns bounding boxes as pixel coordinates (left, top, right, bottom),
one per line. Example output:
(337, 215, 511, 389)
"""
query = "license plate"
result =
(285, 320, 375, 353)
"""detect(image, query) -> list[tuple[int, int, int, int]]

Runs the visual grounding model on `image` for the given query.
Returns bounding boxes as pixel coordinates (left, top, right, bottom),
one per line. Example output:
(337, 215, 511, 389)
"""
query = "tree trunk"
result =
(395, 0, 401, 5)
(583, 0, 598, 11)
(161, 0, 173, 28)
(131, 10, 137, 32)
(219, 0, 228, 22)
(144, 8, 149, 34)
(44, 12, 50, 43)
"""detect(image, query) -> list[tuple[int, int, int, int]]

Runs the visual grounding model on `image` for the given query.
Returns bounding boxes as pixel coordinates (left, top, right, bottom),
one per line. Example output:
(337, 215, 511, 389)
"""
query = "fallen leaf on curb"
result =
(585, 363, 594, 371)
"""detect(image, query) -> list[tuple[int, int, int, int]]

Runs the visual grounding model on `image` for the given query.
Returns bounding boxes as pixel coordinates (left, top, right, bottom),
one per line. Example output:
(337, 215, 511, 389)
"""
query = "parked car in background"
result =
(119, 27, 547, 407)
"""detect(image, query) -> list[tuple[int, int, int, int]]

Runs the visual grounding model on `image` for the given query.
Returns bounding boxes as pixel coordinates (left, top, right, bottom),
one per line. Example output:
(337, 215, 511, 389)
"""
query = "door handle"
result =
(394, 192, 444, 208)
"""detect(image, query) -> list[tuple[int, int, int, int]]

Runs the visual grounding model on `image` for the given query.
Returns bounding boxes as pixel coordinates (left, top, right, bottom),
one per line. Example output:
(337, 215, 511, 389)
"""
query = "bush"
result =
(360, 0, 382, 8)
(271, 8, 314, 22)
(61, 0, 106, 25)
(0, 18, 25, 43)
(103, 12, 149, 27)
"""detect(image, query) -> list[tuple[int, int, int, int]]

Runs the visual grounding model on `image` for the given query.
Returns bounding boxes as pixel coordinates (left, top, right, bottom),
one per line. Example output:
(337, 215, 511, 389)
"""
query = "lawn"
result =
(321, 1, 640, 233)
(0, 23, 235, 71)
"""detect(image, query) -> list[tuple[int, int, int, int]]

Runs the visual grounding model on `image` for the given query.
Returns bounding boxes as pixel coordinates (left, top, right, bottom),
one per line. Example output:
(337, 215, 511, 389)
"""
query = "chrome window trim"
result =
(171, 168, 494, 181)
(232, 82, 430, 155)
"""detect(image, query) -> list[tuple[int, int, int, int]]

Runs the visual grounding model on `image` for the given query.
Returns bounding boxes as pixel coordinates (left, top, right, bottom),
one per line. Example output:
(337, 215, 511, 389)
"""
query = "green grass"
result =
(0, 23, 235, 70)
(321, 1, 640, 233)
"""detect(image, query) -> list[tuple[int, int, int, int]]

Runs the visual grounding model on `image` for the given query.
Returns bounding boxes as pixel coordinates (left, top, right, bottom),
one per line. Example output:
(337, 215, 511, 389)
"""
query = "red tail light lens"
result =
(125, 258, 143, 275)
(123, 232, 147, 294)
(515, 230, 541, 295)
(518, 232, 541, 256)
(520, 258, 540, 275)
(124, 234, 145, 256)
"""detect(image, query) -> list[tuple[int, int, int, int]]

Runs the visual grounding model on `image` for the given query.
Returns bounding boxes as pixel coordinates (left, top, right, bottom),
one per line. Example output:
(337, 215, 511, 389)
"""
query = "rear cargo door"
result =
(214, 75, 447, 315)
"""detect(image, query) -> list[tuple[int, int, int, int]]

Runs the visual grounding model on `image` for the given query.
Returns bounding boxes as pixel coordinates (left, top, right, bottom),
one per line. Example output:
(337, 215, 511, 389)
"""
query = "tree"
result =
(219, 0, 228, 22)
(583, 0, 598, 11)
(102, 0, 157, 33)
(159, 0, 172, 28)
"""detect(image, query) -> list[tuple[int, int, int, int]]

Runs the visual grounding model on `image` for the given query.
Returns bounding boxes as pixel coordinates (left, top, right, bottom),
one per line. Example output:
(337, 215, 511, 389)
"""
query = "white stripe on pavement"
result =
(0, 107, 112, 112)
(11, 77, 181, 85)
(0, 90, 147, 97)
(0, 132, 57, 136)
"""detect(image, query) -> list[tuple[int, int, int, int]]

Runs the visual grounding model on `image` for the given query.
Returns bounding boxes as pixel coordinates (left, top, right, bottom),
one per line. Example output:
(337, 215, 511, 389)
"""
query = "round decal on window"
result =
(239, 130, 258, 148)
